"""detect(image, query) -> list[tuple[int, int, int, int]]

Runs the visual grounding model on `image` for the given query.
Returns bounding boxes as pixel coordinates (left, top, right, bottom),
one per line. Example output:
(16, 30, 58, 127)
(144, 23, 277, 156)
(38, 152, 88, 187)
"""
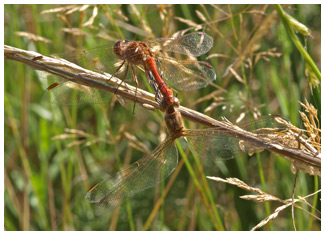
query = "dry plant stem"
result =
(291, 171, 299, 231)
(4, 45, 321, 175)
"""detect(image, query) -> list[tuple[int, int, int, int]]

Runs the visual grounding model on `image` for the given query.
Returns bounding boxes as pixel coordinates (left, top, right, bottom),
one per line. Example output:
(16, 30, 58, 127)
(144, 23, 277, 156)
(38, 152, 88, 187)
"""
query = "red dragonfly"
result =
(45, 32, 216, 105)
(86, 98, 288, 214)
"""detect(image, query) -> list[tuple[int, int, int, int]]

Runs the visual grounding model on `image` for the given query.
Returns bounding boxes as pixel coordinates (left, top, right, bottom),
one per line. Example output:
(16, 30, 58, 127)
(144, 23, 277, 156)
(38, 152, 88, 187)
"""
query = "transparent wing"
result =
(38, 43, 139, 105)
(52, 41, 144, 82)
(149, 32, 214, 57)
(186, 116, 289, 161)
(86, 138, 178, 214)
(186, 129, 262, 161)
(156, 57, 216, 91)
(44, 81, 113, 105)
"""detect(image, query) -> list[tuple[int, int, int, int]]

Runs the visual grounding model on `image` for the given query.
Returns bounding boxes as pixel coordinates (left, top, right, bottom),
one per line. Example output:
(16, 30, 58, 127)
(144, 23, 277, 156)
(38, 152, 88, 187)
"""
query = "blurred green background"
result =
(4, 4, 321, 231)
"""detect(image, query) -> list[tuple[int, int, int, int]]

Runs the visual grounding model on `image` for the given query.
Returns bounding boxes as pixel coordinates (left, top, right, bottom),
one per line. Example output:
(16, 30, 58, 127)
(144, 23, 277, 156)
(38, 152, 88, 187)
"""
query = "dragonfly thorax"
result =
(113, 40, 154, 66)
(163, 101, 185, 139)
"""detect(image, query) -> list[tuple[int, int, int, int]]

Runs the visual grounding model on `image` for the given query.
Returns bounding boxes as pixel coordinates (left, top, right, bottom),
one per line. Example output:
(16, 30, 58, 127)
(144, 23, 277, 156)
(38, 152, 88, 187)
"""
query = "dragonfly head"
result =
(173, 97, 180, 106)
(113, 40, 130, 60)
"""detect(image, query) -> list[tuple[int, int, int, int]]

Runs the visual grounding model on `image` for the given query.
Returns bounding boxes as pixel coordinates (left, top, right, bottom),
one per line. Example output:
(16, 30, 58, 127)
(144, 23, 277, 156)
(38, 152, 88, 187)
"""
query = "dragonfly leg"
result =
(172, 88, 179, 98)
(114, 62, 130, 94)
(130, 65, 139, 114)
(109, 60, 126, 82)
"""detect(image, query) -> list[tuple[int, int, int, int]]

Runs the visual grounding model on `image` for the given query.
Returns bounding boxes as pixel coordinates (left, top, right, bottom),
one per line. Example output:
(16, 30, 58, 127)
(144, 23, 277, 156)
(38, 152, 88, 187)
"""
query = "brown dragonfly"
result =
(86, 97, 288, 215)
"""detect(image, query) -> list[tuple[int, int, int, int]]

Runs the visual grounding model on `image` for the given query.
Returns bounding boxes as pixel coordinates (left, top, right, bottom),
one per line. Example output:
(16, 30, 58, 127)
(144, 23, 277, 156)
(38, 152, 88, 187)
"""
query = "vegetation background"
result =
(4, 4, 321, 231)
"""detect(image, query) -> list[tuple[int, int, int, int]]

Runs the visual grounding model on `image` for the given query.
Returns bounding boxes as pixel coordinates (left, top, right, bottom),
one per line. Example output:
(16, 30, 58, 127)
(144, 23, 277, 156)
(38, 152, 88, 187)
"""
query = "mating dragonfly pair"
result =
(44, 32, 287, 214)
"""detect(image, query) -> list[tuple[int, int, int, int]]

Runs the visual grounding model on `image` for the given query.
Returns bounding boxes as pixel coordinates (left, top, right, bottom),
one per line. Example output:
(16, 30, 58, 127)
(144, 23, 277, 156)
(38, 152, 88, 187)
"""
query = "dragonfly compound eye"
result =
(113, 40, 130, 60)
(173, 97, 180, 107)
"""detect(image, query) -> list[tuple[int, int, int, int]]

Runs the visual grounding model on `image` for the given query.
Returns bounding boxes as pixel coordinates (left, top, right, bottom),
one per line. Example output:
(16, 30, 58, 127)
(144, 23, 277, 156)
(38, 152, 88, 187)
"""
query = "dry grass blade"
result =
(240, 194, 282, 203)
(15, 32, 52, 43)
(83, 5, 98, 27)
(41, 4, 91, 15)
(41, 5, 77, 14)
(251, 203, 293, 231)
(61, 28, 91, 36)
(228, 67, 244, 83)
(250, 190, 321, 231)
(174, 16, 202, 30)
(195, 10, 207, 22)
(298, 99, 321, 152)
(207, 177, 321, 231)
(254, 47, 282, 64)
(206, 177, 273, 196)
(52, 128, 112, 147)
(112, 7, 129, 21)
(268, 107, 321, 176)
